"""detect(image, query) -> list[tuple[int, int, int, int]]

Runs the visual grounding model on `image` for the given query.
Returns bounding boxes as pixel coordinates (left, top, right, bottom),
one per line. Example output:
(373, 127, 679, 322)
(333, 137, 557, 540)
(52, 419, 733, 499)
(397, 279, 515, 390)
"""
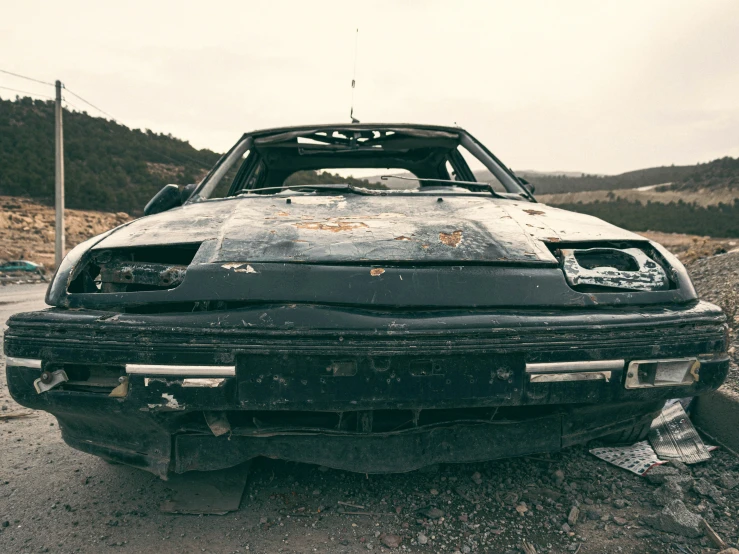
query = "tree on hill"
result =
(0, 96, 220, 214)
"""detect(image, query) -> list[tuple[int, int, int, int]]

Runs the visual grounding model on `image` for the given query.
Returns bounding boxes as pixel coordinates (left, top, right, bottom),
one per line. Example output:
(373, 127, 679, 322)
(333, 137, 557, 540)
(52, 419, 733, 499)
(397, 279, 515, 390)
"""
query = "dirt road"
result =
(1, 279, 737, 553)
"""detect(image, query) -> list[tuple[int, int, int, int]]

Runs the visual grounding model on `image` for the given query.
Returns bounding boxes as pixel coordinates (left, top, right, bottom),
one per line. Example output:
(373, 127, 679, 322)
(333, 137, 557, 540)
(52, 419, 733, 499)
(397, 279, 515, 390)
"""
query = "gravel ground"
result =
(688, 250, 739, 393)
(0, 255, 738, 554)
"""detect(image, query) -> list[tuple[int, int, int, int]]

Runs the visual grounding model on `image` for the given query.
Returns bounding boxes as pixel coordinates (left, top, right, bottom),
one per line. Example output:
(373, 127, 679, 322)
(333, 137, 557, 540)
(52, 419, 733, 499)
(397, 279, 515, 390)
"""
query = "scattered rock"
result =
(613, 499, 627, 509)
(380, 534, 402, 548)
(417, 533, 428, 545)
(561, 522, 571, 533)
(567, 506, 579, 526)
(644, 465, 681, 485)
(585, 509, 601, 521)
(471, 472, 482, 485)
(643, 500, 703, 538)
(554, 470, 565, 486)
(694, 478, 726, 505)
(718, 549, 739, 554)
(653, 479, 685, 506)
(613, 516, 628, 526)
(634, 529, 651, 538)
(718, 473, 739, 490)
(418, 507, 444, 520)
(516, 503, 528, 515)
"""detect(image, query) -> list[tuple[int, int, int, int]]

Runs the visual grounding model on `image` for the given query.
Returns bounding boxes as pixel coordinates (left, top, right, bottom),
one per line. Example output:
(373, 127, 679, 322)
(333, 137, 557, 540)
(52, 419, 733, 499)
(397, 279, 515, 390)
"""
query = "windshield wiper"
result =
(237, 184, 378, 196)
(380, 175, 503, 197)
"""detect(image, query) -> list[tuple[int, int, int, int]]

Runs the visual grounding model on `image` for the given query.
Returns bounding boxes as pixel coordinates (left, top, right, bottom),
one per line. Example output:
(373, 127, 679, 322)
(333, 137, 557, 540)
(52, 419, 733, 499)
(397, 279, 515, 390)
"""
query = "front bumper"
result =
(5, 301, 729, 478)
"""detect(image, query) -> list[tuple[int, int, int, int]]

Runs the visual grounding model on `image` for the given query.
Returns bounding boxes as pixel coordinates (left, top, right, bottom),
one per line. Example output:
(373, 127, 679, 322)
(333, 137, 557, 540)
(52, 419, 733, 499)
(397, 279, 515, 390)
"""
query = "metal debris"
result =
(649, 401, 711, 464)
(590, 441, 666, 476)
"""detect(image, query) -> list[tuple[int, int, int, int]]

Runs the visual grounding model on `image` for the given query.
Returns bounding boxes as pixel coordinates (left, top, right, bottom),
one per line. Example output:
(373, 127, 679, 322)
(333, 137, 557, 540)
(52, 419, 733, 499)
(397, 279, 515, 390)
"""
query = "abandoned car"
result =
(4, 124, 729, 479)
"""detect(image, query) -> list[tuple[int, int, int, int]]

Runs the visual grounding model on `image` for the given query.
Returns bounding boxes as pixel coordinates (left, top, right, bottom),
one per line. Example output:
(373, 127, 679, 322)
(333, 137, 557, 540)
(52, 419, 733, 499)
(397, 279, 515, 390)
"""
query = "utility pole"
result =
(54, 80, 65, 268)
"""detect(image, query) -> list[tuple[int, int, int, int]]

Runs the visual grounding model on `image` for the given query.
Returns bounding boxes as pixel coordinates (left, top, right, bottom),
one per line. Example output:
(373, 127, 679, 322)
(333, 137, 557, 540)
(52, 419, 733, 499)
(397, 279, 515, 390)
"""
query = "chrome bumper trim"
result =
(126, 364, 235, 377)
(525, 360, 624, 374)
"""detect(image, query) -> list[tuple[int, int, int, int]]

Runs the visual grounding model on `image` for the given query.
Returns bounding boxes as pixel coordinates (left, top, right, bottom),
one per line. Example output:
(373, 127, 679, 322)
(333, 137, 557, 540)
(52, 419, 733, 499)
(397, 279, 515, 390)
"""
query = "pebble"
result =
(643, 500, 703, 538)
(567, 506, 579, 526)
(380, 534, 402, 548)
(419, 507, 444, 519)
(613, 499, 627, 509)
(719, 473, 739, 490)
(554, 470, 565, 486)
(471, 472, 482, 485)
(613, 516, 627, 526)
(417, 533, 428, 545)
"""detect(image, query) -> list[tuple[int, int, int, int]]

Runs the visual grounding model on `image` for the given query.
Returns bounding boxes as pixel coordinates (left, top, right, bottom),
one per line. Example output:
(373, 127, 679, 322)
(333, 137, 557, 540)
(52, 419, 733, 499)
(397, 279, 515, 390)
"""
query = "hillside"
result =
(0, 97, 389, 213)
(0, 195, 130, 269)
(520, 165, 699, 194)
(0, 96, 221, 215)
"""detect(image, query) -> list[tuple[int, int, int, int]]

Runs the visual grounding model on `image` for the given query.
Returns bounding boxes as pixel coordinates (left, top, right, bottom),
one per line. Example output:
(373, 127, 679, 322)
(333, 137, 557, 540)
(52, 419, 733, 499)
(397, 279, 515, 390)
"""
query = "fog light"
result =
(624, 358, 699, 389)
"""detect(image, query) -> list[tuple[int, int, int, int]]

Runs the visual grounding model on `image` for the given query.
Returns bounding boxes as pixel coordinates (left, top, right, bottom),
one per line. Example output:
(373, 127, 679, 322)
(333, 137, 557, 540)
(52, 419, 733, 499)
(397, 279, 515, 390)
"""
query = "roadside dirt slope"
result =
(0, 196, 131, 270)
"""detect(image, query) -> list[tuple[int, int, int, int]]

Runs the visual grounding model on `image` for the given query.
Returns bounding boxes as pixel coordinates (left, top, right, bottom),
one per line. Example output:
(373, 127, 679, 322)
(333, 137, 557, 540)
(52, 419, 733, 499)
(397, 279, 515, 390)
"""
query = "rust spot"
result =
(439, 230, 463, 247)
(370, 268, 385, 276)
(523, 209, 545, 216)
(276, 211, 289, 217)
(394, 236, 412, 241)
(546, 237, 561, 242)
(295, 221, 369, 232)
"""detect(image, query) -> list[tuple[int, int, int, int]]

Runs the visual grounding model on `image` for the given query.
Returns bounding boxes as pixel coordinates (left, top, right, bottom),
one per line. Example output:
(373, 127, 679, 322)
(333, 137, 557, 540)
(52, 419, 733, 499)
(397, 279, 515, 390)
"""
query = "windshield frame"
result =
(187, 125, 533, 204)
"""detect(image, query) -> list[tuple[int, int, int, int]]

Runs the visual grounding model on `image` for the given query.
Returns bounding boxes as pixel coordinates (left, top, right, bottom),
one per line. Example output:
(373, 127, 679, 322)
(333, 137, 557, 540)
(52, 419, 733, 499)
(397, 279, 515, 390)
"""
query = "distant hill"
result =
(666, 157, 739, 193)
(517, 165, 700, 194)
(366, 164, 734, 195)
(0, 96, 221, 215)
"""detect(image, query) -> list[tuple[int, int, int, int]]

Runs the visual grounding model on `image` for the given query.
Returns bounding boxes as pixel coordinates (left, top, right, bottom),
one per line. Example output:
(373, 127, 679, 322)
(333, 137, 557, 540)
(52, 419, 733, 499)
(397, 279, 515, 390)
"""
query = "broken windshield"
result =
(191, 125, 530, 202)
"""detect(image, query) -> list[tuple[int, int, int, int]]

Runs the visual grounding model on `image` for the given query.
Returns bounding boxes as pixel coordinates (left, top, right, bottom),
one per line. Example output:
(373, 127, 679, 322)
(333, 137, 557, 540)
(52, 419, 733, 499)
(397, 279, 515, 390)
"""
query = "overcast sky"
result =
(2, 0, 738, 174)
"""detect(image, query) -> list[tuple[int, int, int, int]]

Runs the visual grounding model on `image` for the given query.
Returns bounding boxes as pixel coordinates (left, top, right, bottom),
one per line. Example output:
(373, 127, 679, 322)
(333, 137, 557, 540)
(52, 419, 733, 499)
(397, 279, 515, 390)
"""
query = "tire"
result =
(601, 421, 651, 444)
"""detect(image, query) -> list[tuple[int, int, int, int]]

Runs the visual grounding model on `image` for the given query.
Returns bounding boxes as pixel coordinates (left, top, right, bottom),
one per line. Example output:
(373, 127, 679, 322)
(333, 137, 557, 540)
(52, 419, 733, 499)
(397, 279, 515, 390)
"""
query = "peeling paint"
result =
(523, 209, 546, 216)
(439, 230, 463, 247)
(295, 221, 369, 232)
(222, 263, 258, 273)
(161, 393, 183, 409)
(370, 268, 385, 276)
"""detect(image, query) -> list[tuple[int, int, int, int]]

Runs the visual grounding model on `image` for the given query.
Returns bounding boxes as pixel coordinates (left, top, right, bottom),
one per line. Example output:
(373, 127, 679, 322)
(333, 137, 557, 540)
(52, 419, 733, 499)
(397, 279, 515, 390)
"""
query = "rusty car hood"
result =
(93, 195, 644, 265)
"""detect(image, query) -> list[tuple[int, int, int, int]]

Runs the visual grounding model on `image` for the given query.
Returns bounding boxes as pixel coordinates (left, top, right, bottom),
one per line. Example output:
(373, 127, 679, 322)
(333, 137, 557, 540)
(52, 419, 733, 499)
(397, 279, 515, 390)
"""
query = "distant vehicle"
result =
(4, 124, 729, 479)
(0, 260, 44, 273)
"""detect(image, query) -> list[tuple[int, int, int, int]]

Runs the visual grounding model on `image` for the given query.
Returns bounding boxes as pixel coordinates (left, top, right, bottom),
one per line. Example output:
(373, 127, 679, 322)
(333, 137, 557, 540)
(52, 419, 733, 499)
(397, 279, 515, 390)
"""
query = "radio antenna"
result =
(350, 28, 359, 123)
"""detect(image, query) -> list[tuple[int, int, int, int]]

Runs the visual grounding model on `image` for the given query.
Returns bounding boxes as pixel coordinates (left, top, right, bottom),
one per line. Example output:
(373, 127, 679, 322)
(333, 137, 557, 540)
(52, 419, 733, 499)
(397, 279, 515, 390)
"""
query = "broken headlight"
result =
(556, 246, 670, 292)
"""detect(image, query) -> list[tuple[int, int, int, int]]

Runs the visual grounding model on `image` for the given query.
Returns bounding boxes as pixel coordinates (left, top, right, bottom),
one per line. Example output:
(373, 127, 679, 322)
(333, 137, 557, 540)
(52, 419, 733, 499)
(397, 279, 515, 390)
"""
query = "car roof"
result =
(242, 122, 466, 138)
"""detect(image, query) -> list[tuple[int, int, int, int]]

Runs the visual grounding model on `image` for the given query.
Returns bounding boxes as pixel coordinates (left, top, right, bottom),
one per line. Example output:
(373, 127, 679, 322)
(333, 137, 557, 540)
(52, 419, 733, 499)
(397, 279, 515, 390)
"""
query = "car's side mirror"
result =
(144, 184, 184, 216)
(518, 177, 535, 195)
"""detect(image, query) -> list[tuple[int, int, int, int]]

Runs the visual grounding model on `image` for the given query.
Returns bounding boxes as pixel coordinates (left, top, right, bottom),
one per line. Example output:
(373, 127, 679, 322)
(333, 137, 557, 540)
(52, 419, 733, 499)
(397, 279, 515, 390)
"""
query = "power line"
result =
(0, 84, 54, 100)
(62, 97, 82, 111)
(0, 68, 54, 87)
(63, 86, 117, 120)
